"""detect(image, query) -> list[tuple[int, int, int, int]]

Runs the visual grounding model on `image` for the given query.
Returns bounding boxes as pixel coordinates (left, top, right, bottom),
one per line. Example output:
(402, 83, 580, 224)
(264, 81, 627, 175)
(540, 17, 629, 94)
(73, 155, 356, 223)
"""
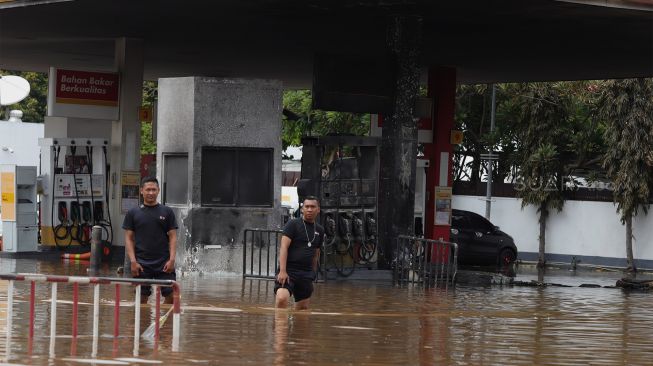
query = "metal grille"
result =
(393, 235, 458, 289)
(242, 229, 283, 279)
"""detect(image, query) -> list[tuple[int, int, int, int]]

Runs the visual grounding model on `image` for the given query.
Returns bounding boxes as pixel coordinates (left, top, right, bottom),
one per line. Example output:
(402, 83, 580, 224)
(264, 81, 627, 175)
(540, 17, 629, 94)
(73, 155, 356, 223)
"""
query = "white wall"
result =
(453, 195, 653, 267)
(0, 121, 44, 237)
(0, 121, 43, 167)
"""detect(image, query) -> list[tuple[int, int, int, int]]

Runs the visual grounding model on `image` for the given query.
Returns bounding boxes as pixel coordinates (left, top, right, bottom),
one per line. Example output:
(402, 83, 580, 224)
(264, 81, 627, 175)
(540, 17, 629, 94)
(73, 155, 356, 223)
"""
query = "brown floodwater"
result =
(1, 258, 652, 365)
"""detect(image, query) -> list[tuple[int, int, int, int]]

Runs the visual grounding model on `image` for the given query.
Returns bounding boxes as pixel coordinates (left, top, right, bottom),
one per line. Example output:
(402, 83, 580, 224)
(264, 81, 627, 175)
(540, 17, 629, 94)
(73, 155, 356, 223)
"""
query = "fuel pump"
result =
(39, 138, 112, 250)
(298, 135, 381, 278)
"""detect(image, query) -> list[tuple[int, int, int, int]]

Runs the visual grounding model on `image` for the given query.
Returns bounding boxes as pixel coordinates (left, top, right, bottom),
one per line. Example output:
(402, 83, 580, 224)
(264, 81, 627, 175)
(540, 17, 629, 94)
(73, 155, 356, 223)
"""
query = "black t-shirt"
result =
(122, 203, 178, 264)
(283, 218, 324, 277)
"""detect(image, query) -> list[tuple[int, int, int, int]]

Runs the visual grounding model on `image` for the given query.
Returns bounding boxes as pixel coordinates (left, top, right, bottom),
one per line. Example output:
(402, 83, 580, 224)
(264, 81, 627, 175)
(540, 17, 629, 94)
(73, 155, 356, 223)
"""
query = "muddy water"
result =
(1, 259, 652, 365)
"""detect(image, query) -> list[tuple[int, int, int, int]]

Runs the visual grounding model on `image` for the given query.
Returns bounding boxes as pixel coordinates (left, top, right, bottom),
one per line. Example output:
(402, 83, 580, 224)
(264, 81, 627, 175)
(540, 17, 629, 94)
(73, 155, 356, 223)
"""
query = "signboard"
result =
(139, 106, 153, 122)
(47, 67, 120, 120)
(370, 114, 433, 143)
(450, 130, 464, 145)
(434, 186, 452, 226)
(121, 171, 141, 213)
(1, 172, 16, 221)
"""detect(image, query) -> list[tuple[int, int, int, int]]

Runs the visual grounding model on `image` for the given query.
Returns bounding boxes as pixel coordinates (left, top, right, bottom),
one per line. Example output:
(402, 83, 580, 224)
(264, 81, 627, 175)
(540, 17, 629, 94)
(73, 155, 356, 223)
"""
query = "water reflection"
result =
(1, 258, 653, 365)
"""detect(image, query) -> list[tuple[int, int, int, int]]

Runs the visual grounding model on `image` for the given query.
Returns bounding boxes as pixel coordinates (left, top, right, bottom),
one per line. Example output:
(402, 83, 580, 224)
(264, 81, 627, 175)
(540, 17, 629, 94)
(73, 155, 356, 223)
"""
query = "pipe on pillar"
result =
(112, 37, 144, 276)
(424, 67, 457, 242)
(377, 16, 422, 268)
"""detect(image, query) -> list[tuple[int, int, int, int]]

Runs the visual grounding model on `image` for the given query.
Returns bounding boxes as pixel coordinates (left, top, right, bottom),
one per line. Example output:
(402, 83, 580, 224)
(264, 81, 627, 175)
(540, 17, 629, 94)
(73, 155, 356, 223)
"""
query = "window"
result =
(468, 212, 494, 232)
(201, 147, 273, 207)
(452, 212, 472, 230)
(163, 154, 188, 205)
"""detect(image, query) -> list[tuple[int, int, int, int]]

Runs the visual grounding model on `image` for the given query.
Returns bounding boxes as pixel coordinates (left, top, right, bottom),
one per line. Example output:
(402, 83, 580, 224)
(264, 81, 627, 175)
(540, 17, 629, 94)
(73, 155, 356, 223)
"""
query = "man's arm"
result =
(163, 229, 177, 273)
(125, 230, 143, 277)
(277, 235, 291, 285)
(312, 248, 321, 273)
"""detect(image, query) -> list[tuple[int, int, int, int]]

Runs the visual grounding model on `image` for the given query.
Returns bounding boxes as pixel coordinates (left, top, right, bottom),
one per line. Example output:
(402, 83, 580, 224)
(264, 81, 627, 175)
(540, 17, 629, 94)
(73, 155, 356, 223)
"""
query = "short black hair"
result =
(302, 195, 320, 207)
(141, 176, 159, 187)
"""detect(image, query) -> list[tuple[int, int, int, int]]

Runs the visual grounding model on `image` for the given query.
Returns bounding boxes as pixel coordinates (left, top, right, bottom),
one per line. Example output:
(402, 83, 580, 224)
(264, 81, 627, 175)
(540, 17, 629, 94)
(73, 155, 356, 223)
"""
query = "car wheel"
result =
(498, 248, 516, 267)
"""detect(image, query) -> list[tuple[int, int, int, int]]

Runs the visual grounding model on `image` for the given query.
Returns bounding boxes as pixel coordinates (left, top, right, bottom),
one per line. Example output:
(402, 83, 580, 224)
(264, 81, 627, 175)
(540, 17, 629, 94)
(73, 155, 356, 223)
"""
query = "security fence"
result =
(393, 235, 457, 289)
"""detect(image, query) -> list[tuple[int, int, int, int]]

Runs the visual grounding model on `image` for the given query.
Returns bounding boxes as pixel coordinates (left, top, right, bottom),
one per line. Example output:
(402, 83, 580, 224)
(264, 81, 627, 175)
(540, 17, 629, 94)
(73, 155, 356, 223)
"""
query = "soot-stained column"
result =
(377, 17, 422, 267)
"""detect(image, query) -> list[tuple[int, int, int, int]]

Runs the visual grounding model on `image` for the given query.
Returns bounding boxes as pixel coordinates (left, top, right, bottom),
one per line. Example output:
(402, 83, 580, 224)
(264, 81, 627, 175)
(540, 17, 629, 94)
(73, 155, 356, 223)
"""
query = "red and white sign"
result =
(48, 67, 121, 120)
(370, 114, 433, 143)
(55, 69, 119, 106)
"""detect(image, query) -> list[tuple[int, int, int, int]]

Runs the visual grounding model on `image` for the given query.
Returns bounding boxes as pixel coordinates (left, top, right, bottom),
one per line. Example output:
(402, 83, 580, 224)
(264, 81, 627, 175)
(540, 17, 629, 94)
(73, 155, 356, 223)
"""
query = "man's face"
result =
(140, 182, 160, 204)
(301, 199, 320, 222)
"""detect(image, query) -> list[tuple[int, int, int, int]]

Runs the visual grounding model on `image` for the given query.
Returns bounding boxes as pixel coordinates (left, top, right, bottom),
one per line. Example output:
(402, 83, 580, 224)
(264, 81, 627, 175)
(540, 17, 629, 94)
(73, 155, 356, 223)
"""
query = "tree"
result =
(598, 78, 653, 273)
(513, 83, 570, 268)
(282, 90, 369, 155)
(1, 70, 48, 122)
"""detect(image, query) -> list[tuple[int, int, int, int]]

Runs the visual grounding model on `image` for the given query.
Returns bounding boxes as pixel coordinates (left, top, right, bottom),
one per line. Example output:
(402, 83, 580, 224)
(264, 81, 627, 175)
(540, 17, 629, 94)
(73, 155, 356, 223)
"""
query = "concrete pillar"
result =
(157, 77, 283, 273)
(111, 38, 143, 267)
(377, 17, 422, 267)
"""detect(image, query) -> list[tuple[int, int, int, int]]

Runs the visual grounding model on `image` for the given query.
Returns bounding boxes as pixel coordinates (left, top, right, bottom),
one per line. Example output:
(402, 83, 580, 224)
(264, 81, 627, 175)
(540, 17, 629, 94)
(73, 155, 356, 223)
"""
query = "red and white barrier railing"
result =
(1, 273, 181, 358)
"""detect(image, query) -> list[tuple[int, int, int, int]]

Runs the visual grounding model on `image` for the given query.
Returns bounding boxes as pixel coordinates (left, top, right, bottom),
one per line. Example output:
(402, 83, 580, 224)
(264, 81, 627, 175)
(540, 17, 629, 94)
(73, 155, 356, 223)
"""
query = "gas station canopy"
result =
(0, 0, 651, 86)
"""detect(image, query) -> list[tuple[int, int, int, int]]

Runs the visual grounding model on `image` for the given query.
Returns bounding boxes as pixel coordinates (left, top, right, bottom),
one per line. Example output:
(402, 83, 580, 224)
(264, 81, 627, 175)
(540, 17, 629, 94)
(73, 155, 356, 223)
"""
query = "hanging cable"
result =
(70, 145, 84, 246)
(51, 145, 71, 248)
(101, 145, 113, 246)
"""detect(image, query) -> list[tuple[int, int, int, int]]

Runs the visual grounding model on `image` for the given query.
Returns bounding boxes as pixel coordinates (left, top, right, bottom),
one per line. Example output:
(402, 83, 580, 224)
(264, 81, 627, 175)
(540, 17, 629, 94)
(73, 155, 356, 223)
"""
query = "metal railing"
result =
(242, 229, 283, 279)
(393, 236, 458, 289)
(1, 273, 181, 359)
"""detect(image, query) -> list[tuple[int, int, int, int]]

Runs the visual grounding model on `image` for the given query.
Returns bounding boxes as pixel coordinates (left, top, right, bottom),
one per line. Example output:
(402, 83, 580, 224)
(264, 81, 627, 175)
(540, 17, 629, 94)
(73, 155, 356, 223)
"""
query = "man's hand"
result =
(130, 261, 144, 277)
(163, 258, 175, 273)
(277, 270, 289, 286)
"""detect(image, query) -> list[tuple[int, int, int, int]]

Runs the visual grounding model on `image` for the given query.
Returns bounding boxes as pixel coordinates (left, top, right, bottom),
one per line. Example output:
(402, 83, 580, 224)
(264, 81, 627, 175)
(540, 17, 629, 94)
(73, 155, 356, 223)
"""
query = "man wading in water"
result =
(123, 176, 178, 304)
(275, 196, 324, 310)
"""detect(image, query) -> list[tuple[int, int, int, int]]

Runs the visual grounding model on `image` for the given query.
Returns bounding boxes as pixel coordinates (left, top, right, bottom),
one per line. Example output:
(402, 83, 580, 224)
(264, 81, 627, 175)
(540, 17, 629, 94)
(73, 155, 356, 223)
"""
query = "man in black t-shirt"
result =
(275, 196, 324, 310)
(123, 176, 178, 304)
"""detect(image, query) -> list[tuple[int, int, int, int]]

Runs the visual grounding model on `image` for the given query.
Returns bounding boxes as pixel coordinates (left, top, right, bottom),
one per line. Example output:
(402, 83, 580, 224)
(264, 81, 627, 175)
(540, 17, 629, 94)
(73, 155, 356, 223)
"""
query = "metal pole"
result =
(5, 280, 13, 361)
(92, 283, 99, 358)
(114, 284, 121, 338)
(485, 83, 496, 220)
(134, 285, 141, 356)
(90, 225, 103, 275)
(49, 283, 57, 358)
(155, 287, 161, 342)
(172, 284, 181, 352)
(29, 281, 35, 339)
(72, 282, 79, 339)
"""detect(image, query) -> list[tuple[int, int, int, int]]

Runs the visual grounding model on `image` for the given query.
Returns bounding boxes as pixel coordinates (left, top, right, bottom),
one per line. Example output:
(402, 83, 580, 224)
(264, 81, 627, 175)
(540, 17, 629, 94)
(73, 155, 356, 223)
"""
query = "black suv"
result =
(450, 209, 518, 267)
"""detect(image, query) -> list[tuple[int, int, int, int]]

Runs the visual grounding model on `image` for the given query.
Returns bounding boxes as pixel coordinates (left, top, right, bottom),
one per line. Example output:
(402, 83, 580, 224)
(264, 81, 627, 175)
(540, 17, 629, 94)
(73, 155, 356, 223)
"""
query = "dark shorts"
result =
(136, 259, 176, 297)
(274, 273, 314, 302)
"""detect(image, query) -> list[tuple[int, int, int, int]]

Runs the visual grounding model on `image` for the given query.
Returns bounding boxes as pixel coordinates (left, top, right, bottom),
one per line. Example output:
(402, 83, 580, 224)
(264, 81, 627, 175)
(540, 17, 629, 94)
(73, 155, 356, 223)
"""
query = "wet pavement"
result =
(1, 258, 652, 365)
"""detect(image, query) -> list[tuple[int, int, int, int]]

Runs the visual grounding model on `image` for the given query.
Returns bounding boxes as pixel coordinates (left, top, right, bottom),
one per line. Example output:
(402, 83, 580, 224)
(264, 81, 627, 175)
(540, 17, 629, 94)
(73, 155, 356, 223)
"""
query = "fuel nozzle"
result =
(365, 214, 377, 237)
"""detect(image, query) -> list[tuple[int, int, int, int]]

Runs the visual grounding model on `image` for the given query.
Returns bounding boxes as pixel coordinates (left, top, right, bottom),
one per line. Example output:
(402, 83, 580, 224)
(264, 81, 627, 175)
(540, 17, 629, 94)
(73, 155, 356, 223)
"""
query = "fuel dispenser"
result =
(39, 138, 112, 250)
(298, 135, 380, 277)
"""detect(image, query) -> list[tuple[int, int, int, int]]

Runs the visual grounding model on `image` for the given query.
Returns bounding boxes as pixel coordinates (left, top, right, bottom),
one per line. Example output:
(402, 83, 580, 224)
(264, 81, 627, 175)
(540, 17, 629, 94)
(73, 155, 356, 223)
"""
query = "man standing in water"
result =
(275, 196, 324, 310)
(123, 177, 178, 304)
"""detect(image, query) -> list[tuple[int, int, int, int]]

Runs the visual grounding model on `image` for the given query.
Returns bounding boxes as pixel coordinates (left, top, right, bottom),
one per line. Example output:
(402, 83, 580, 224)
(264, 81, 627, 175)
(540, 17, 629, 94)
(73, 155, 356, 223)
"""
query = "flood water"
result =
(1, 258, 653, 365)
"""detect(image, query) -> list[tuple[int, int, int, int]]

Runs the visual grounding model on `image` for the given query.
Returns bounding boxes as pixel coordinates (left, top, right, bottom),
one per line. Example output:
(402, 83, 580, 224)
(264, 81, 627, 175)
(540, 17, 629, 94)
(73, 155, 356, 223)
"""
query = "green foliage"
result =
(598, 78, 653, 223)
(282, 90, 369, 154)
(454, 84, 520, 182)
(140, 81, 158, 155)
(1, 70, 48, 122)
(511, 82, 573, 213)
